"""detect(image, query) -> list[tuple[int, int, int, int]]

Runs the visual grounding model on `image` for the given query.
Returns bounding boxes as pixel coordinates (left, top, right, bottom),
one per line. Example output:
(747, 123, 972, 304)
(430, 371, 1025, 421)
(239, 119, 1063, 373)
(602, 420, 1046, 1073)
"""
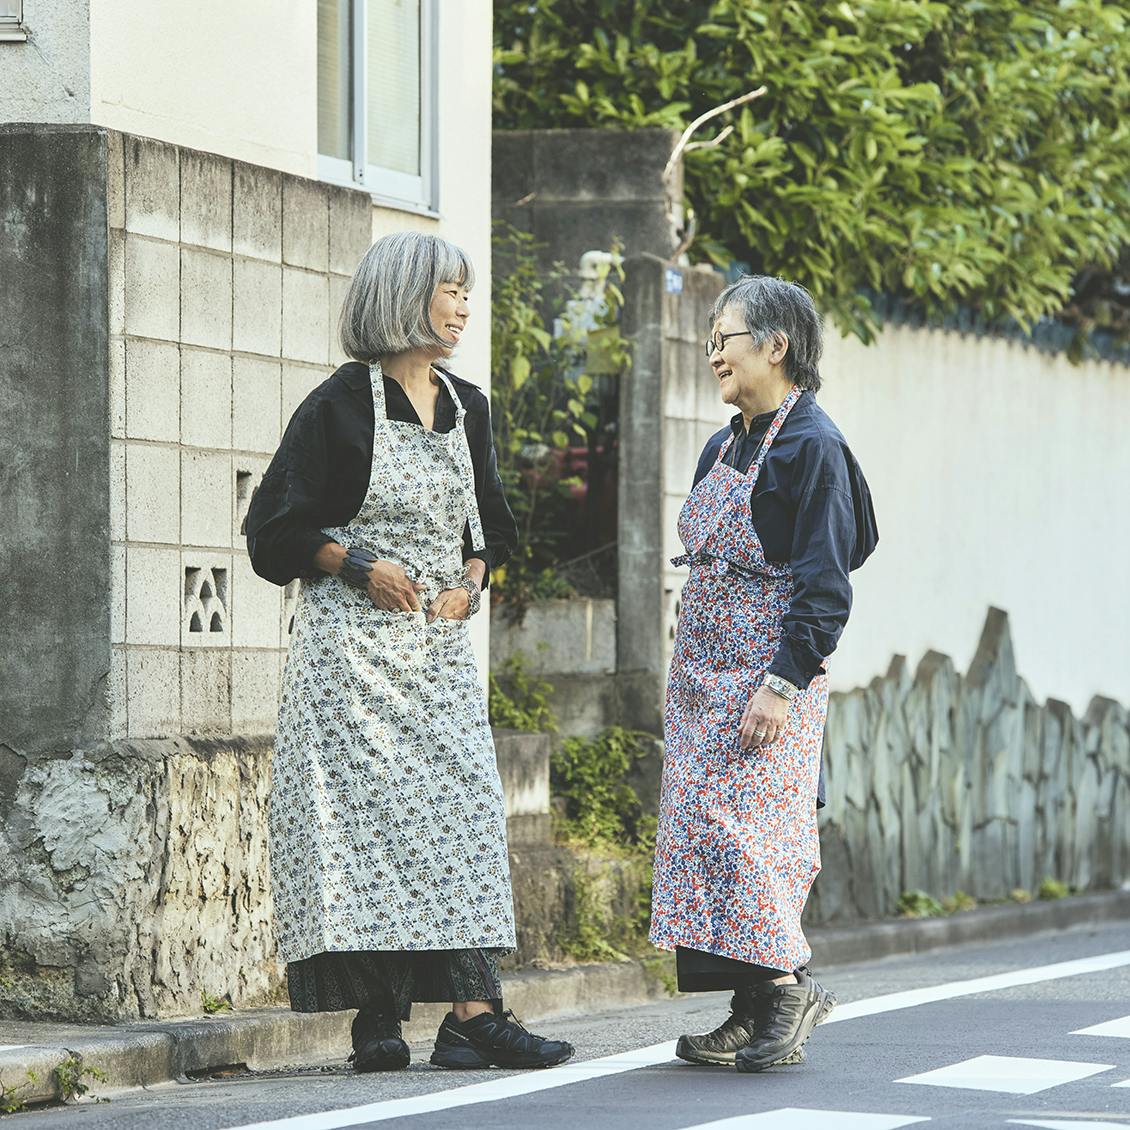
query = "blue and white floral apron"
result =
(650, 385, 827, 973)
(270, 362, 516, 963)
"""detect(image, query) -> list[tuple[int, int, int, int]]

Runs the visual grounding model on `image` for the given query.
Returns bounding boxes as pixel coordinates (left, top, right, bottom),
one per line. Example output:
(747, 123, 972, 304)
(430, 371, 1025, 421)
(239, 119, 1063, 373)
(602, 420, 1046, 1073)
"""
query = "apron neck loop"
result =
(747, 384, 802, 486)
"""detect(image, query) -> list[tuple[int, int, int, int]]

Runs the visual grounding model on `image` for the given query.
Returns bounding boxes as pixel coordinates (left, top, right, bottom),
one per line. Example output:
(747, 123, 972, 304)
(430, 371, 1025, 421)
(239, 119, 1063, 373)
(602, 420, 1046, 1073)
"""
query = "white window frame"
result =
(317, 0, 438, 215)
(0, 0, 28, 42)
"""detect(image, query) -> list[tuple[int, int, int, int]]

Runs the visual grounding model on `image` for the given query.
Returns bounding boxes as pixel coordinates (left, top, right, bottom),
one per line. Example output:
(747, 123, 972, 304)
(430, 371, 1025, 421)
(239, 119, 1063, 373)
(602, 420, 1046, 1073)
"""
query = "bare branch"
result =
(683, 125, 735, 156)
(663, 86, 767, 184)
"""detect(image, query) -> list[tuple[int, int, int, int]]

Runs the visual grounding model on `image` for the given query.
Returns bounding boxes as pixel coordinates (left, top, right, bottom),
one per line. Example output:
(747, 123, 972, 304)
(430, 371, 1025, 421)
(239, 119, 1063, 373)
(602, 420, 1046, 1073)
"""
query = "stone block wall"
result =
(107, 132, 372, 742)
(809, 607, 1130, 924)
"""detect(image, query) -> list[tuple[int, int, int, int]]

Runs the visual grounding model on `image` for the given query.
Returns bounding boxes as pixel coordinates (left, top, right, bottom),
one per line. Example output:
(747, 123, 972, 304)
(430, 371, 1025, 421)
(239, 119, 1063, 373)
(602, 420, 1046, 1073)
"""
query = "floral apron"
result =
(650, 385, 827, 973)
(269, 362, 516, 964)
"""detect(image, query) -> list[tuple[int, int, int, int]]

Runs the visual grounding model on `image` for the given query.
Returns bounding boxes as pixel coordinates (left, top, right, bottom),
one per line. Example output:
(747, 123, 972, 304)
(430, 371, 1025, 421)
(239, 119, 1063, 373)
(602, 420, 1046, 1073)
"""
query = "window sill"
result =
(0, 26, 28, 41)
(317, 171, 439, 221)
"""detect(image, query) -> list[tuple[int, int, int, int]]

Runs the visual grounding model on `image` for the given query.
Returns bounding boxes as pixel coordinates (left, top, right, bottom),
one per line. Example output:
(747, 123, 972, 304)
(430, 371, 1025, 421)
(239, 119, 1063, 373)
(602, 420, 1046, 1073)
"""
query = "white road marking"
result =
(1072, 1013, 1130, 1039)
(676, 1109, 929, 1129)
(1010, 1122, 1130, 1129)
(1112, 1078, 1130, 1087)
(896, 1054, 1114, 1095)
(0, 1045, 32, 1052)
(825, 950, 1130, 1024)
(224, 948, 1130, 1130)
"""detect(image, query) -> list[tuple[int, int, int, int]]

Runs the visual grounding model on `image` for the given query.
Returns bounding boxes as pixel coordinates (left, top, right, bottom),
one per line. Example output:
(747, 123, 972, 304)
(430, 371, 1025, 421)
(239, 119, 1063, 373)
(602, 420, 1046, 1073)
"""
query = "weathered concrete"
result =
(0, 126, 111, 754)
(492, 599, 617, 676)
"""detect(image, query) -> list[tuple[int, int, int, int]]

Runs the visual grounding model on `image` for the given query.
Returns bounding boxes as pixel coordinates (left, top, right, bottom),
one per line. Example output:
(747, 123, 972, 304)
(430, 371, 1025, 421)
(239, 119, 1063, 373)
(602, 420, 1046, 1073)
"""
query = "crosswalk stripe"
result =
(674, 1109, 929, 1129)
(1009, 1121, 1130, 1129)
(896, 1054, 1114, 1095)
(1072, 1013, 1130, 1039)
(223, 947, 1130, 1130)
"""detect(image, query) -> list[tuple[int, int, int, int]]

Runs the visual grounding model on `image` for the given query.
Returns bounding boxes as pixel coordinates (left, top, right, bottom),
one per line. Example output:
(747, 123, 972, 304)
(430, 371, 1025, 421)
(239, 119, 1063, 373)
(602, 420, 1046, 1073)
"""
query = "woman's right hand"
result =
(364, 559, 426, 612)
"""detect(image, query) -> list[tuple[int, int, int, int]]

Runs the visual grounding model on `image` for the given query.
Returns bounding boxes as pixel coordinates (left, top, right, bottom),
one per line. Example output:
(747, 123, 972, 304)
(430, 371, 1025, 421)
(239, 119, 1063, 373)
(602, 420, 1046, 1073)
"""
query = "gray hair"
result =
(709, 275, 823, 392)
(339, 231, 475, 361)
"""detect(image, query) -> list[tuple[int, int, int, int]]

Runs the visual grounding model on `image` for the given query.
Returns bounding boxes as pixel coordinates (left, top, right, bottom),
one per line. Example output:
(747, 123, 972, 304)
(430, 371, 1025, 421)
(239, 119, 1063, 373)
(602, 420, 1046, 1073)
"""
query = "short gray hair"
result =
(339, 231, 475, 361)
(709, 275, 823, 392)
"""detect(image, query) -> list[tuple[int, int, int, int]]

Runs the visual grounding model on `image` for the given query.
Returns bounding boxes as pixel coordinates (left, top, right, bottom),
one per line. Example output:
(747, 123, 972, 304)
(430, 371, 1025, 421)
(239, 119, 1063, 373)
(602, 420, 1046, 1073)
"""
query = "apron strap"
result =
(433, 370, 487, 553)
(747, 384, 802, 489)
(368, 360, 390, 440)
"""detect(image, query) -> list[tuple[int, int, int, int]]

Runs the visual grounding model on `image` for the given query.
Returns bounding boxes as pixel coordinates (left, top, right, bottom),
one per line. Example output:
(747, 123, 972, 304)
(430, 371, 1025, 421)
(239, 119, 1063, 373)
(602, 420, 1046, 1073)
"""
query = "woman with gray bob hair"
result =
(650, 272, 878, 1073)
(247, 231, 573, 1075)
(710, 275, 824, 392)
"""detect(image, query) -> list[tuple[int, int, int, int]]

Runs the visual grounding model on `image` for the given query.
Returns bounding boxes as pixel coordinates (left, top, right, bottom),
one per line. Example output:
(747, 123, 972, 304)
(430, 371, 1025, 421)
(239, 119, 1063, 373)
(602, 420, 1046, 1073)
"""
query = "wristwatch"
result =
(339, 547, 378, 589)
(762, 672, 800, 702)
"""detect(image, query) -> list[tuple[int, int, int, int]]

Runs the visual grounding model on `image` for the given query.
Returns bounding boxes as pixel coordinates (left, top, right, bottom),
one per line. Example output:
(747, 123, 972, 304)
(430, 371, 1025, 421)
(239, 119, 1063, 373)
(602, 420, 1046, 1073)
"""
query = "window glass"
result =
(366, 0, 421, 177)
(317, 0, 352, 161)
(0, 1, 22, 19)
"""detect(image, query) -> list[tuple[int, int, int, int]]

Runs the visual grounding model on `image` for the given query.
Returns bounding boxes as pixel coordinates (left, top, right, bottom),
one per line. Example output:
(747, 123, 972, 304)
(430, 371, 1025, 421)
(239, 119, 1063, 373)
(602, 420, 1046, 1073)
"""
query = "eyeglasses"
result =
(705, 330, 752, 358)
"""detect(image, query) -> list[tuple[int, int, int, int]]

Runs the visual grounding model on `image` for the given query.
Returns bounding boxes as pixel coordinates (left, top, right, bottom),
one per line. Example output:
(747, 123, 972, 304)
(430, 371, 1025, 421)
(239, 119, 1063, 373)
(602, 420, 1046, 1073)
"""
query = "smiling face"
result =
(428, 279, 471, 353)
(708, 303, 790, 410)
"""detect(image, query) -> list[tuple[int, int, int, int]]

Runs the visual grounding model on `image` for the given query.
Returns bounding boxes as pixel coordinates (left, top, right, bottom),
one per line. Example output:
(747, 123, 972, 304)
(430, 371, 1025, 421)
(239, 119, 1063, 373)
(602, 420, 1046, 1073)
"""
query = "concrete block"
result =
(490, 598, 617, 676)
(493, 730, 551, 817)
(233, 259, 282, 357)
(124, 135, 179, 241)
(126, 338, 180, 442)
(182, 449, 233, 549)
(111, 544, 126, 645)
(126, 647, 181, 739)
(126, 546, 181, 646)
(281, 363, 325, 430)
(329, 188, 371, 274)
(282, 177, 329, 271)
(110, 336, 126, 438)
(281, 269, 329, 365)
(124, 236, 179, 340)
(233, 162, 282, 261)
(232, 649, 281, 736)
(182, 649, 233, 737)
(109, 229, 125, 336)
(107, 128, 125, 230)
(180, 150, 232, 252)
(180, 248, 232, 350)
(233, 357, 282, 453)
(180, 347, 232, 449)
(110, 440, 126, 541)
(126, 443, 180, 544)
(231, 556, 282, 649)
(108, 646, 127, 741)
(328, 273, 349, 363)
(182, 550, 233, 647)
(232, 455, 271, 547)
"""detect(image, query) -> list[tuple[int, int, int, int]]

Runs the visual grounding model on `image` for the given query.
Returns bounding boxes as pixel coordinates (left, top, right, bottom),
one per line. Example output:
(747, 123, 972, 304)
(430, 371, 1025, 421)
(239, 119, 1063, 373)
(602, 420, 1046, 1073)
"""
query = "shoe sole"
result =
(431, 1045, 576, 1071)
(734, 991, 834, 1074)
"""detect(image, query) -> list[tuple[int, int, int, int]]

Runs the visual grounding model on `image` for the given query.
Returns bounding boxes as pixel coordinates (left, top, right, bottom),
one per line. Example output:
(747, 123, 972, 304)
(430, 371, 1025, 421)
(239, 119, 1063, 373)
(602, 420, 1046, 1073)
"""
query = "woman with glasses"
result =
(650, 275, 878, 1073)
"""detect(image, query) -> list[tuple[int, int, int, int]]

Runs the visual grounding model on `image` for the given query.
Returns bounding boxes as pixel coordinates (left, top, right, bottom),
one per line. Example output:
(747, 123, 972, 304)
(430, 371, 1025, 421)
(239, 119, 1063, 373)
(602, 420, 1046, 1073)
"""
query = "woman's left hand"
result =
(739, 686, 791, 750)
(426, 587, 470, 622)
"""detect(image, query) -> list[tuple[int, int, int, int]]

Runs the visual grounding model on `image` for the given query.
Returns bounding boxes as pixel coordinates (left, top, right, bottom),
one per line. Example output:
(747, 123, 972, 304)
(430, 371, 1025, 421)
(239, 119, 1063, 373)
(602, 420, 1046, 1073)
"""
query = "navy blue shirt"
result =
(692, 390, 878, 689)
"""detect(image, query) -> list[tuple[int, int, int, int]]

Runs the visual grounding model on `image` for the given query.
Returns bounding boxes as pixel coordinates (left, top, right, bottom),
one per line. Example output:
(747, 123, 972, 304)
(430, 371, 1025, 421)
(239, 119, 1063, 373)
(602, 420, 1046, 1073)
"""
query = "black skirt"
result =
(287, 948, 505, 1021)
(676, 946, 791, 992)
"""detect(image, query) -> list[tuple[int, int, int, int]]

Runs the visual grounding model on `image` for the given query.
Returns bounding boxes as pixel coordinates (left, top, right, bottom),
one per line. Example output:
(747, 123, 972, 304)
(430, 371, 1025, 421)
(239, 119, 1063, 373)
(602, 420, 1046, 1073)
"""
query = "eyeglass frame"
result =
(705, 329, 753, 358)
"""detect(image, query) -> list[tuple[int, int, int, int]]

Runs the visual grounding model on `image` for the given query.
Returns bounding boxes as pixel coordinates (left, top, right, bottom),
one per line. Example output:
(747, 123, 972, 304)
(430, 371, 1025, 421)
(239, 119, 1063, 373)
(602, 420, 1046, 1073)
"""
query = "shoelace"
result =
(497, 1009, 549, 1042)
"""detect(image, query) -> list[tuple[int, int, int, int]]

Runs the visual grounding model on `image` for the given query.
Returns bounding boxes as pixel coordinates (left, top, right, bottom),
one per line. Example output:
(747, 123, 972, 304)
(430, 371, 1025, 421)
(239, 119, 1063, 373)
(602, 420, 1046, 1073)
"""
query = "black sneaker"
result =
(430, 1009, 575, 1069)
(349, 1007, 410, 1072)
(796, 966, 837, 1026)
(675, 987, 806, 1067)
(734, 978, 823, 1074)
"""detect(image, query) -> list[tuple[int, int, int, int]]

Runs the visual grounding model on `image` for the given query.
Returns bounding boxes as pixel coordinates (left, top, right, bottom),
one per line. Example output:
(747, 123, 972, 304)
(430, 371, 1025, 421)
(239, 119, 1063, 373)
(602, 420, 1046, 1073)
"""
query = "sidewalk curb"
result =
(1, 890, 1126, 1107)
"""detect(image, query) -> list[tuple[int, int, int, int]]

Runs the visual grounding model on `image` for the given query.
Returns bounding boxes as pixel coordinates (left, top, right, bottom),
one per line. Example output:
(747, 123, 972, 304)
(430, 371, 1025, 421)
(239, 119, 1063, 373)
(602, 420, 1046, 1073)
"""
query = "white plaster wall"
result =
(818, 326, 1130, 714)
(0, 0, 91, 123)
(88, 0, 316, 176)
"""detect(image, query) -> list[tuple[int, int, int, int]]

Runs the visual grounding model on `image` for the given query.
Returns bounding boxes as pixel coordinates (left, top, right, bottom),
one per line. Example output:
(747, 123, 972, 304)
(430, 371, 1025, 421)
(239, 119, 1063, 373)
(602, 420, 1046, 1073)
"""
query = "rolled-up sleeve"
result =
(768, 480, 857, 689)
(245, 398, 337, 586)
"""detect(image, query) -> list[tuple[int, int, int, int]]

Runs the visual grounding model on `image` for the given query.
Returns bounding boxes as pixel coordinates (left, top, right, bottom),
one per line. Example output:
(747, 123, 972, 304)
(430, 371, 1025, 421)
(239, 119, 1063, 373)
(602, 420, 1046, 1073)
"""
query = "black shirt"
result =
(245, 361, 517, 588)
(692, 390, 878, 689)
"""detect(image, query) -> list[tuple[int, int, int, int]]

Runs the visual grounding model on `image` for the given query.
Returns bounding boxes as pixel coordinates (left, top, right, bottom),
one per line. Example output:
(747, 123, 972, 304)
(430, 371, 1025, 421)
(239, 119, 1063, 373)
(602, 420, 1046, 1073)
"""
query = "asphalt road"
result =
(13, 920, 1130, 1130)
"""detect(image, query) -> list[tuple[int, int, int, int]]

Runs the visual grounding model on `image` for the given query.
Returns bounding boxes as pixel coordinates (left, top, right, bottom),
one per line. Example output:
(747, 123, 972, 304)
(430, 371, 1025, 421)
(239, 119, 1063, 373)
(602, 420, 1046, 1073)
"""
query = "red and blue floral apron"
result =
(649, 385, 827, 973)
